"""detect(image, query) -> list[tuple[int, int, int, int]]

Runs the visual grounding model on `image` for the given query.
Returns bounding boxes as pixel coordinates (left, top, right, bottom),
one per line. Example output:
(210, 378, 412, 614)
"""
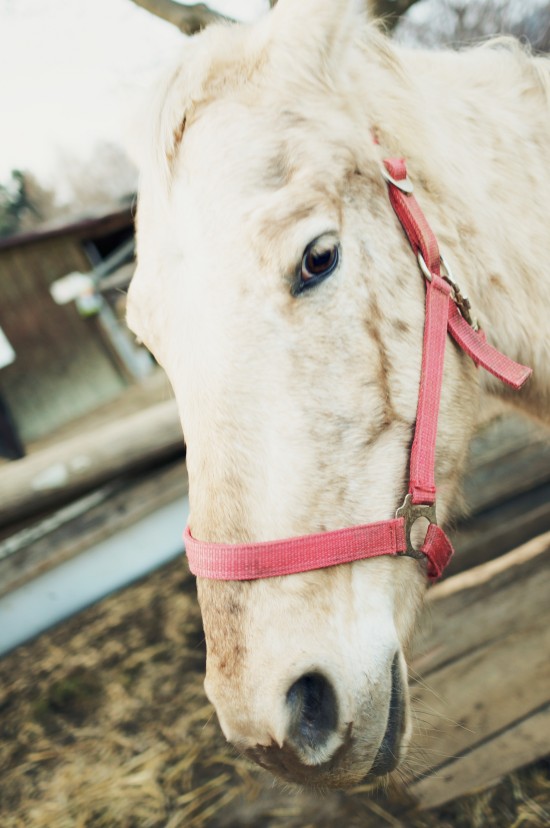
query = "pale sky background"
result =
(0, 0, 267, 197)
(1, 0, 544, 205)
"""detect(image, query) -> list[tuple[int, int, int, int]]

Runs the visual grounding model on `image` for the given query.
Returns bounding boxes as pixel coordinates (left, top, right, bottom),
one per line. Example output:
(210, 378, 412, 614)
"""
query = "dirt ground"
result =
(1, 558, 549, 828)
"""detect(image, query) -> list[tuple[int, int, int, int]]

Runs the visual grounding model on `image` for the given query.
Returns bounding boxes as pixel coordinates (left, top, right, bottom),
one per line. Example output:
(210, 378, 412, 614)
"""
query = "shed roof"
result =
(0, 202, 134, 252)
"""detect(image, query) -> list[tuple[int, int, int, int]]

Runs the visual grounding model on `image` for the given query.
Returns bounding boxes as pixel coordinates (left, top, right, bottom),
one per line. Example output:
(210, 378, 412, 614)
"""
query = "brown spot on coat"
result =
(392, 318, 411, 337)
(489, 272, 507, 292)
(264, 151, 292, 189)
(167, 117, 186, 169)
(197, 580, 249, 681)
(364, 295, 397, 424)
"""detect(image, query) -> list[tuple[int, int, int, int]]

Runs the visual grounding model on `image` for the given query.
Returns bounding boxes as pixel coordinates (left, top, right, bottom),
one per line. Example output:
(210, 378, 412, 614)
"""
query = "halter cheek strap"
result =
(184, 157, 532, 583)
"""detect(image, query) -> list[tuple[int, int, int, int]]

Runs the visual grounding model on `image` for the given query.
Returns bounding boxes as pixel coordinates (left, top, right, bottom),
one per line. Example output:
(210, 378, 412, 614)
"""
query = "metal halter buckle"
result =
(440, 255, 479, 331)
(395, 494, 437, 559)
(417, 252, 480, 331)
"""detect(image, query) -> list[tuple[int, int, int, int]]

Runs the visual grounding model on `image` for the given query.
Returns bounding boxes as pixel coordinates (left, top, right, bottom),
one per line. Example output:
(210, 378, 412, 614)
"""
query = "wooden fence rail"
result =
(404, 532, 550, 810)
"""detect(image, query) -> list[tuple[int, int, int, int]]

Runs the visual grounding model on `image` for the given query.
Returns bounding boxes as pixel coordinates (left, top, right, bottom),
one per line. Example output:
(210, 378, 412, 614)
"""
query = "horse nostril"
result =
(286, 672, 338, 752)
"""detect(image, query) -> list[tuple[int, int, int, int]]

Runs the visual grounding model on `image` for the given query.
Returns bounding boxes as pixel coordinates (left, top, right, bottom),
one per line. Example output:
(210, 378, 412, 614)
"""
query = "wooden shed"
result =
(0, 207, 137, 452)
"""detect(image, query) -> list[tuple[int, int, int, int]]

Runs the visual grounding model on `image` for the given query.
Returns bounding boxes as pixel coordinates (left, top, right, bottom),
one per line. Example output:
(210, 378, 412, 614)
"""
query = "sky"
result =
(1, 0, 545, 202)
(0, 0, 267, 195)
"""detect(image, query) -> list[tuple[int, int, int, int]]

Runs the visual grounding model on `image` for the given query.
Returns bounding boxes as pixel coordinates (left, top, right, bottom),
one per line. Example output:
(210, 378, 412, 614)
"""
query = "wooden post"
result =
(0, 399, 183, 527)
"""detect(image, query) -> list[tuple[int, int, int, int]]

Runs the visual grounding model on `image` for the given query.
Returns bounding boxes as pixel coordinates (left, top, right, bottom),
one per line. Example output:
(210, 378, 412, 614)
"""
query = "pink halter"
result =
(184, 157, 531, 582)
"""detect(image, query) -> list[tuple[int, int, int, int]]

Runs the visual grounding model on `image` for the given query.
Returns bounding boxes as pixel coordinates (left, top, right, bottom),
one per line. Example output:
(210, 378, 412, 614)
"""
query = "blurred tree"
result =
(368, 0, 422, 28)
(127, 0, 422, 34)
(16, 172, 58, 233)
(0, 171, 23, 237)
(0, 170, 36, 238)
(0, 146, 136, 240)
(60, 143, 136, 214)
(395, 0, 550, 50)
(128, 0, 231, 34)
(0, 169, 62, 237)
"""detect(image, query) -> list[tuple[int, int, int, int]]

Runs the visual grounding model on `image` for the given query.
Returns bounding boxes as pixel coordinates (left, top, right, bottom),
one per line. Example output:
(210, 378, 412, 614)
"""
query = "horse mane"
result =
(138, 16, 550, 215)
(478, 35, 550, 97)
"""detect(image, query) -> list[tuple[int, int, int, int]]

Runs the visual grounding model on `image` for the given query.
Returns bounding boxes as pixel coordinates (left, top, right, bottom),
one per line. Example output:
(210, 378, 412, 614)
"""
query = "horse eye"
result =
(297, 237, 340, 293)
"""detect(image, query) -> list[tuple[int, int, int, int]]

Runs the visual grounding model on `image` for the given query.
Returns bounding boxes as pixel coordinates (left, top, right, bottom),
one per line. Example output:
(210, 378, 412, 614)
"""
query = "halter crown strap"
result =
(382, 158, 531, 505)
(184, 157, 532, 583)
(382, 158, 531, 392)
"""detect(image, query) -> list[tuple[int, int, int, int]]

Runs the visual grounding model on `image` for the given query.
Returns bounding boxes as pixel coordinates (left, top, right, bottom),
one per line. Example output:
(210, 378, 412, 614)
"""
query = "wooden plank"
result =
(0, 460, 188, 597)
(0, 399, 183, 527)
(443, 415, 550, 575)
(461, 416, 550, 514)
(401, 534, 550, 809)
(409, 614, 549, 770)
(448, 481, 550, 575)
(409, 704, 550, 811)
(412, 532, 550, 674)
(25, 368, 172, 452)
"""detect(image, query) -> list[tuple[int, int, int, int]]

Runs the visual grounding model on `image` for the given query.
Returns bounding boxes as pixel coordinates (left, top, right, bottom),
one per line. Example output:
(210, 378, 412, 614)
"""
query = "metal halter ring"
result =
(380, 164, 414, 194)
(417, 251, 434, 283)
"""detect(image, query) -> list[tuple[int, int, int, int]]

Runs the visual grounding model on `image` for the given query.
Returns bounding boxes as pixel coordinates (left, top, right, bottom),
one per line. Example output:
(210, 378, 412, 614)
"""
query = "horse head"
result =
(127, 0, 481, 787)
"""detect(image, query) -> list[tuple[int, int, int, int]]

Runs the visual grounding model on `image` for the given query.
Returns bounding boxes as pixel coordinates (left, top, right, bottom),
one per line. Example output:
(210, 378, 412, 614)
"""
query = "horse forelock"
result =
(141, 11, 409, 199)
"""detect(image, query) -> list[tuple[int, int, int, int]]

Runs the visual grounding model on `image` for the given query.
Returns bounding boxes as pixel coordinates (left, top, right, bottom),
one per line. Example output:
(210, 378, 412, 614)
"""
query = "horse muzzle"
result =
(243, 652, 409, 788)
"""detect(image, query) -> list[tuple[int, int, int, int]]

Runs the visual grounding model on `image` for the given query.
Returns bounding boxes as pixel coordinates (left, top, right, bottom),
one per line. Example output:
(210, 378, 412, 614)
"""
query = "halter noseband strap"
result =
(184, 156, 532, 583)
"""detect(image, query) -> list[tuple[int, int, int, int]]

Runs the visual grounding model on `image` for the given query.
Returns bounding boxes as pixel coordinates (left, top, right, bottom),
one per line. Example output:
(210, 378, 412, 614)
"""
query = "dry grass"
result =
(1, 560, 548, 827)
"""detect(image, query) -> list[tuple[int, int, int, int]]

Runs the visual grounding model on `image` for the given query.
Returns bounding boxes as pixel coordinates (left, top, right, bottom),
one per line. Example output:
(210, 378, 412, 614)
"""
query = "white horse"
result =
(127, 0, 550, 788)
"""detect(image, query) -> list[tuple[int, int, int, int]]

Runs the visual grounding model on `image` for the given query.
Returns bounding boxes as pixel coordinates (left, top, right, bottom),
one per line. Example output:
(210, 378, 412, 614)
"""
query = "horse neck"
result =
(367, 42, 550, 420)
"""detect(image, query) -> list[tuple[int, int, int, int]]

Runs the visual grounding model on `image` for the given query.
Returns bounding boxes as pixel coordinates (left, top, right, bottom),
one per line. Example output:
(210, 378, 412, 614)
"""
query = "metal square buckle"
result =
(417, 252, 479, 331)
(395, 494, 437, 559)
